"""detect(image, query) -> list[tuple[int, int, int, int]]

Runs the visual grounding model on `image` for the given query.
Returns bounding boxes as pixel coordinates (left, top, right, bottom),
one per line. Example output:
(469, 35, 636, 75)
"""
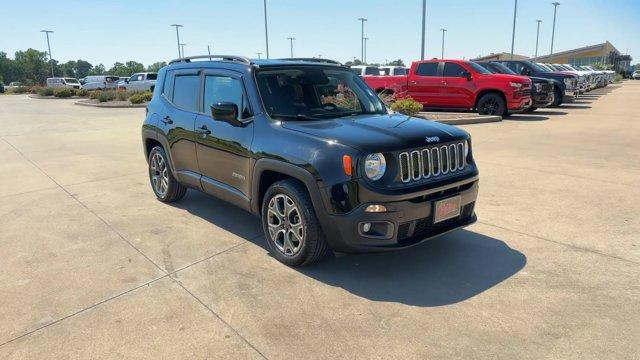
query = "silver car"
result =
(82, 75, 120, 90)
(119, 73, 157, 91)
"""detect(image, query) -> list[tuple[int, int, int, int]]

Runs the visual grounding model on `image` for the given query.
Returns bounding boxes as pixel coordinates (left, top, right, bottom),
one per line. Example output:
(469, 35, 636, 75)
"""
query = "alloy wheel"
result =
(149, 152, 169, 197)
(482, 98, 498, 115)
(267, 194, 305, 256)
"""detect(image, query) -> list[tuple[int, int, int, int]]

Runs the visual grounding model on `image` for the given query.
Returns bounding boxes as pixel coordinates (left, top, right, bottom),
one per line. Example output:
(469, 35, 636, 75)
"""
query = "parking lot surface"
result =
(1, 84, 639, 359)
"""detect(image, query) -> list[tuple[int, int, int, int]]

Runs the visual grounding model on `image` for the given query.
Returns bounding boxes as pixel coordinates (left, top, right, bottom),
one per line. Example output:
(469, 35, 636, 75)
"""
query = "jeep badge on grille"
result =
(425, 136, 440, 143)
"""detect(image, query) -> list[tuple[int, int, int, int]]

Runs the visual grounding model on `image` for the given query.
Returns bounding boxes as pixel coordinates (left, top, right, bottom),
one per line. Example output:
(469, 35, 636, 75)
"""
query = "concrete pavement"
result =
(0, 84, 638, 359)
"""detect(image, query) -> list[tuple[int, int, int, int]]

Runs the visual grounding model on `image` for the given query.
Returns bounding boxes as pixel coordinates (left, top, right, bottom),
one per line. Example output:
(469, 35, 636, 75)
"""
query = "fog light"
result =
(362, 222, 372, 232)
(365, 204, 387, 213)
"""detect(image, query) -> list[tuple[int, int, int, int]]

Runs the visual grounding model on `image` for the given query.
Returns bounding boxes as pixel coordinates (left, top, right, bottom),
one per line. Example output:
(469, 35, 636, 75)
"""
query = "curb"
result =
(74, 100, 146, 108)
(28, 94, 81, 100)
(416, 112, 502, 125)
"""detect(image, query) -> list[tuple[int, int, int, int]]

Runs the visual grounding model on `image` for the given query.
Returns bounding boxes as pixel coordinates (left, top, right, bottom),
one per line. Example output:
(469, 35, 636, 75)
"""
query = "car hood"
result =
(481, 73, 531, 83)
(281, 113, 468, 153)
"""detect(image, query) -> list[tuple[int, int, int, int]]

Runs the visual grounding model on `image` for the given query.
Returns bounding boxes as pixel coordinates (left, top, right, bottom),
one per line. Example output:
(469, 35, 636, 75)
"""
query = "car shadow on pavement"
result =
(560, 104, 592, 109)
(531, 110, 568, 116)
(172, 192, 527, 307)
(503, 114, 549, 121)
(299, 230, 526, 307)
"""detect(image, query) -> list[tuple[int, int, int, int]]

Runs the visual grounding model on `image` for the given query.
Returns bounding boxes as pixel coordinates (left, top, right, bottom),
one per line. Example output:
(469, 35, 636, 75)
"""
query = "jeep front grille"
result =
(399, 142, 466, 183)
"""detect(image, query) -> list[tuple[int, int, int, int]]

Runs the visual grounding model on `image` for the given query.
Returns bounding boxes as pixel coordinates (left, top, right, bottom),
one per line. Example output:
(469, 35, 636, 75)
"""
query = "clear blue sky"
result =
(1, 0, 638, 66)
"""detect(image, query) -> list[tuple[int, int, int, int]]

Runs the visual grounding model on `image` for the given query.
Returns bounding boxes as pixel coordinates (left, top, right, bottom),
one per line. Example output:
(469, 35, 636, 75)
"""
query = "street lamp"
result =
(208, 45, 212, 60)
(550, 2, 560, 55)
(40, 30, 54, 77)
(535, 20, 542, 58)
(287, 37, 296, 58)
(180, 43, 186, 57)
(357, 17, 367, 62)
(440, 28, 447, 59)
(256, 52, 262, 59)
(170, 24, 183, 58)
(420, 0, 427, 60)
(364, 37, 369, 64)
(263, 0, 270, 59)
(510, 0, 518, 59)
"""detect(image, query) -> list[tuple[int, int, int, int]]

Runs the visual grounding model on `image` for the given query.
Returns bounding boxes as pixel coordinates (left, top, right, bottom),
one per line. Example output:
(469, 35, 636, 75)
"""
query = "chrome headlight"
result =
(509, 82, 523, 89)
(464, 140, 470, 158)
(364, 153, 386, 181)
(534, 83, 542, 92)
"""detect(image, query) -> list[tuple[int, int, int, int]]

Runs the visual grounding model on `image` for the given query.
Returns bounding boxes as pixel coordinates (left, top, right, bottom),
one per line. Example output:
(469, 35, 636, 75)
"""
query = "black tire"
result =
(524, 106, 537, 113)
(477, 93, 506, 116)
(551, 86, 563, 107)
(261, 179, 329, 267)
(148, 146, 187, 202)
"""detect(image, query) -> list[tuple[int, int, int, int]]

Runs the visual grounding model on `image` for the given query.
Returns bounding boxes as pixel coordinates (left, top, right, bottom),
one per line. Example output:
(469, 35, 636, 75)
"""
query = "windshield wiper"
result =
(269, 113, 318, 121)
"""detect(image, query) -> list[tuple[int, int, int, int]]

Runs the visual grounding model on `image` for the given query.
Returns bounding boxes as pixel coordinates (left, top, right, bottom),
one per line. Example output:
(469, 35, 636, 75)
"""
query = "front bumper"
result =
(532, 92, 554, 108)
(319, 177, 479, 252)
(507, 97, 533, 113)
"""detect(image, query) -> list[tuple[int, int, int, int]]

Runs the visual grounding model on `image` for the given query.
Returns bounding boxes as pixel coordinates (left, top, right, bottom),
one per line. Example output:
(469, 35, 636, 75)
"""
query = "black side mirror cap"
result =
(462, 71, 472, 80)
(211, 102, 243, 127)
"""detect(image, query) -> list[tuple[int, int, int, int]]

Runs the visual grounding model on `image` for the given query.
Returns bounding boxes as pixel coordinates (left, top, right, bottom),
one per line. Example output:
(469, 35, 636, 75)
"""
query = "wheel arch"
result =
(473, 89, 506, 109)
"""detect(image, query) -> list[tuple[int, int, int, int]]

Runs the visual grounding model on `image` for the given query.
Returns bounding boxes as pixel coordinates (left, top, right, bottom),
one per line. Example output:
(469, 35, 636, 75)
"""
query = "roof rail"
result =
(169, 55, 251, 65)
(279, 58, 343, 65)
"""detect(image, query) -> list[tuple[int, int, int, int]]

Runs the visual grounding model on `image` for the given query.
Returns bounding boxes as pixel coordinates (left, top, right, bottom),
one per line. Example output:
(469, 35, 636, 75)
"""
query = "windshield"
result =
(528, 62, 549, 73)
(465, 61, 491, 74)
(256, 66, 386, 120)
(64, 78, 79, 84)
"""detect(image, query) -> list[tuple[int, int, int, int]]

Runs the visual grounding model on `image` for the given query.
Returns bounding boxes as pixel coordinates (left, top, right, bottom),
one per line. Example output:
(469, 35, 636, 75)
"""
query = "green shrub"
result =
(97, 91, 116, 102)
(76, 88, 89, 97)
(53, 88, 74, 98)
(89, 90, 102, 99)
(10, 86, 30, 94)
(390, 97, 423, 116)
(116, 91, 129, 101)
(37, 87, 55, 96)
(614, 74, 623, 83)
(129, 91, 152, 104)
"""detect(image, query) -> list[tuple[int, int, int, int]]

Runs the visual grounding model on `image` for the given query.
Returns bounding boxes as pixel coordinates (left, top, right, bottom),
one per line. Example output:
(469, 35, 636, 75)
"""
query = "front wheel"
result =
(551, 86, 563, 107)
(261, 179, 329, 267)
(477, 93, 506, 116)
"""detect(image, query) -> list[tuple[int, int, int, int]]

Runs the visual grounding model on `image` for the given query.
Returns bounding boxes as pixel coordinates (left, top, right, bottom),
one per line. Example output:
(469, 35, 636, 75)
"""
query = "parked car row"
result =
(39, 73, 158, 92)
(354, 58, 619, 116)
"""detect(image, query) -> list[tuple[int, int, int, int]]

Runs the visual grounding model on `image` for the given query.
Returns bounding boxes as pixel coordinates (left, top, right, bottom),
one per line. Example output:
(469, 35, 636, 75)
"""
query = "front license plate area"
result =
(433, 196, 461, 223)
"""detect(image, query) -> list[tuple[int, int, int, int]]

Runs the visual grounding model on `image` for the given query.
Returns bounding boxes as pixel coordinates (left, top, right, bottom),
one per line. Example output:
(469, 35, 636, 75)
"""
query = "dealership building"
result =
(474, 41, 632, 73)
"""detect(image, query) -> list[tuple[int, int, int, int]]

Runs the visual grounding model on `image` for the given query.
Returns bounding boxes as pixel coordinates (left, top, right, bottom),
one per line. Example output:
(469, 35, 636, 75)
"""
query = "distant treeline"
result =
(0, 48, 166, 85)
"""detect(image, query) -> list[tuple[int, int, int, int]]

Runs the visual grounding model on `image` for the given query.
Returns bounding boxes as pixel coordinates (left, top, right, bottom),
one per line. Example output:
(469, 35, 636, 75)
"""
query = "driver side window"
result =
(203, 75, 251, 119)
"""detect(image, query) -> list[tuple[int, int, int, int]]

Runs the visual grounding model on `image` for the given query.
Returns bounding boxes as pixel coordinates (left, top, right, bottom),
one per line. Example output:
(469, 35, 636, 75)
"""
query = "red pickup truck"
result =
(363, 59, 532, 116)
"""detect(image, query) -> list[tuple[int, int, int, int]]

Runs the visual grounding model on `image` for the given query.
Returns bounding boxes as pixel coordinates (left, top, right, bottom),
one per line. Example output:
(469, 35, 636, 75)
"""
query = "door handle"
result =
(441, 80, 447, 85)
(196, 125, 211, 135)
(161, 116, 173, 124)
(409, 80, 417, 85)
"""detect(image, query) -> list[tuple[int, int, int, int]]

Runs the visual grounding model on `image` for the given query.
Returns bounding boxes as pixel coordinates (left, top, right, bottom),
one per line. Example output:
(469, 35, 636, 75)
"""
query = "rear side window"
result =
(364, 67, 379, 75)
(415, 63, 438, 76)
(147, 73, 157, 80)
(443, 62, 467, 77)
(203, 75, 251, 119)
(172, 74, 199, 112)
(394, 68, 408, 75)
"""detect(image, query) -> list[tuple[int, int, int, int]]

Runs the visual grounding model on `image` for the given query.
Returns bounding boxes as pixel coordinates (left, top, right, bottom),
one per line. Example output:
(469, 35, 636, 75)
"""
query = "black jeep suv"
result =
(142, 55, 479, 266)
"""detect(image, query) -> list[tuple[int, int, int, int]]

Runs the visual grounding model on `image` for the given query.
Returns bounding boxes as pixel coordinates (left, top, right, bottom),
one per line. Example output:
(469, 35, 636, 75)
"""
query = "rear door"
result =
(157, 69, 200, 187)
(195, 69, 254, 204)
(409, 62, 444, 106)
(441, 62, 475, 108)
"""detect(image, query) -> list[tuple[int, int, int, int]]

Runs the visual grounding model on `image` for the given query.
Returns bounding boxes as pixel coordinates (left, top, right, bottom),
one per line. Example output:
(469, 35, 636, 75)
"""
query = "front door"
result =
(441, 62, 475, 108)
(195, 70, 254, 205)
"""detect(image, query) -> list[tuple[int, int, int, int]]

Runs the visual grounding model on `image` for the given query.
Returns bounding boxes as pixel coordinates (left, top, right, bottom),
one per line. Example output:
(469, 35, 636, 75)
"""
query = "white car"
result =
(118, 73, 157, 91)
(349, 65, 381, 76)
(46, 77, 82, 89)
(379, 66, 408, 76)
(82, 75, 120, 90)
(632, 71, 640, 80)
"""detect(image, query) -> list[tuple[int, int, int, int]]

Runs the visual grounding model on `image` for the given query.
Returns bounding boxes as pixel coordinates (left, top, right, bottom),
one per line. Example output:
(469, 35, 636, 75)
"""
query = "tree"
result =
(146, 61, 167, 72)
(125, 61, 145, 74)
(344, 59, 363, 67)
(108, 62, 129, 76)
(386, 59, 405, 66)
(89, 64, 106, 75)
(75, 60, 93, 78)
(14, 48, 50, 84)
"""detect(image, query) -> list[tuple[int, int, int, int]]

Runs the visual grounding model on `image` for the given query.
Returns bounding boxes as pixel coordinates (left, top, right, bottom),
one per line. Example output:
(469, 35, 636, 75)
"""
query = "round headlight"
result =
(464, 140, 470, 158)
(364, 153, 386, 181)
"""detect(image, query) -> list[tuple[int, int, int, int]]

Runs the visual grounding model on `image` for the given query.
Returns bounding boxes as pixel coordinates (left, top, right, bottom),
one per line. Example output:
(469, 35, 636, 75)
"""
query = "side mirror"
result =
(211, 102, 242, 126)
(461, 71, 472, 80)
(125, 79, 129, 83)
(520, 68, 530, 76)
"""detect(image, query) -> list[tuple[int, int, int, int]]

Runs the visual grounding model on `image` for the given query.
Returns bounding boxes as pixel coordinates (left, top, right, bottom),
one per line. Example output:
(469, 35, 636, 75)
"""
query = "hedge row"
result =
(28, 87, 152, 103)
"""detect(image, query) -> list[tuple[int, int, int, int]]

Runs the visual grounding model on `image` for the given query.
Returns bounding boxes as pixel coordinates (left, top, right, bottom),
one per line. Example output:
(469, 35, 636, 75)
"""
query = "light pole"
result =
(420, 0, 426, 60)
(256, 52, 262, 59)
(287, 37, 296, 58)
(317, 54, 322, 58)
(364, 37, 369, 63)
(440, 28, 447, 59)
(263, 0, 270, 59)
(550, 2, 560, 55)
(170, 24, 183, 58)
(208, 45, 212, 60)
(535, 20, 542, 58)
(40, 30, 54, 77)
(180, 43, 186, 57)
(510, 0, 518, 59)
(357, 18, 367, 62)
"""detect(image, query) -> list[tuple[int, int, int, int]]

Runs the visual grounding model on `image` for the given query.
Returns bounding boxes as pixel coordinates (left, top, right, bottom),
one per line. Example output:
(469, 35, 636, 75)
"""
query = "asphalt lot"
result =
(1, 83, 639, 359)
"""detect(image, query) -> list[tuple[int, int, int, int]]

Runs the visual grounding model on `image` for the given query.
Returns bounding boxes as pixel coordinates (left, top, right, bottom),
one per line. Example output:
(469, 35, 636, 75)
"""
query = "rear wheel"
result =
(261, 179, 329, 267)
(477, 93, 506, 116)
(148, 146, 187, 202)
